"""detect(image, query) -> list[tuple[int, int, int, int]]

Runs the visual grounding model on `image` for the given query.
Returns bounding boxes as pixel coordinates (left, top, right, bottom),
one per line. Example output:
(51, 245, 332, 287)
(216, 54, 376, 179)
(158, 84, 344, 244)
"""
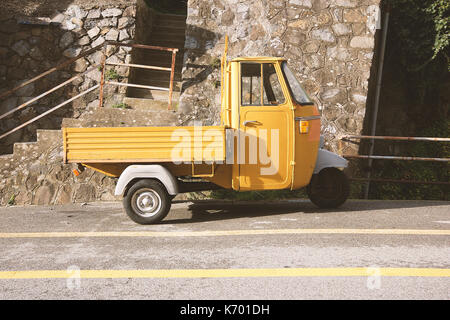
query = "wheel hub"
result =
(132, 188, 162, 217)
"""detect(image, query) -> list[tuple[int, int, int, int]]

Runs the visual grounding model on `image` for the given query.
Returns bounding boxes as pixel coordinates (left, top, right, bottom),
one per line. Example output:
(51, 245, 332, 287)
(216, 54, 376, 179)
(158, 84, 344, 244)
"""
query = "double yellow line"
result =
(0, 268, 449, 279)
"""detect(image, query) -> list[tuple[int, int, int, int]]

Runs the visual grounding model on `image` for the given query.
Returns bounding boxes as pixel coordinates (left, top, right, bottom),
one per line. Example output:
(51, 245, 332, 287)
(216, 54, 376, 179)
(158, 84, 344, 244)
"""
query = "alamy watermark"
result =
(366, 266, 381, 290)
(66, 265, 81, 290)
(170, 121, 280, 175)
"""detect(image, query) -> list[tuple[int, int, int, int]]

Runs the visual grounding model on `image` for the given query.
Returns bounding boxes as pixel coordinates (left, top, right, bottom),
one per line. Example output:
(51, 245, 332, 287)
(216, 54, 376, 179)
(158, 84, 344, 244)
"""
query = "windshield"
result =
(281, 62, 313, 105)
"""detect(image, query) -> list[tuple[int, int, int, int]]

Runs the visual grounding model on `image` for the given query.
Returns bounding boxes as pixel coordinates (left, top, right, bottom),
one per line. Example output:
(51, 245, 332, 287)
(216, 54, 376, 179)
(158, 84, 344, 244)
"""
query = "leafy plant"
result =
(112, 102, 131, 109)
(105, 69, 121, 81)
(7, 194, 15, 206)
(210, 57, 221, 69)
(386, 0, 449, 71)
(368, 119, 449, 200)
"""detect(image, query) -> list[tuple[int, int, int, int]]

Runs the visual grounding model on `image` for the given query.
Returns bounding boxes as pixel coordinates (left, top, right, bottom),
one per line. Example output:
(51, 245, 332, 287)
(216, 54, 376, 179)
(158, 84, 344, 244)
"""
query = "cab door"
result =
(280, 62, 321, 189)
(238, 62, 293, 190)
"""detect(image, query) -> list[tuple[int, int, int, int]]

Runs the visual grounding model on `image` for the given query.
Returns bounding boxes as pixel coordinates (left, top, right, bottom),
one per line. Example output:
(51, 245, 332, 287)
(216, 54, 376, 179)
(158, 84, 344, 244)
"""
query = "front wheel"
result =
(123, 179, 171, 224)
(307, 168, 349, 209)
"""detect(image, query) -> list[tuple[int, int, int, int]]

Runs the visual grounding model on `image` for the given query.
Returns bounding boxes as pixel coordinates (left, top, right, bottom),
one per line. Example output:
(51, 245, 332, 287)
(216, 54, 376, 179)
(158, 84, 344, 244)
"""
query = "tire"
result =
(307, 167, 349, 209)
(123, 179, 171, 224)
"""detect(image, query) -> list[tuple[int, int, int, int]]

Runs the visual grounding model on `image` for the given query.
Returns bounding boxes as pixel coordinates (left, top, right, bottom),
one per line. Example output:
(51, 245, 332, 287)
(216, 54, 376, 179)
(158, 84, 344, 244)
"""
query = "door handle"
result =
(243, 120, 260, 126)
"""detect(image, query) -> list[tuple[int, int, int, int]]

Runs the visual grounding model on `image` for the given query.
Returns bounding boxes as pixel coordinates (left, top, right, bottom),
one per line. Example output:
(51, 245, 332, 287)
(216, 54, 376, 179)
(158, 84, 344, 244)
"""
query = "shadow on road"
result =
(162, 200, 449, 224)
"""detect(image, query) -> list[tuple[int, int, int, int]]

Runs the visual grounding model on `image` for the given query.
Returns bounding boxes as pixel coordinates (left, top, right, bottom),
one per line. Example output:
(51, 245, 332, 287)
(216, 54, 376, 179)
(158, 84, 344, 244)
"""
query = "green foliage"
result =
(364, 1, 449, 201)
(105, 69, 121, 81)
(370, 119, 449, 200)
(210, 57, 221, 69)
(386, 0, 449, 71)
(112, 102, 131, 109)
(426, 0, 450, 63)
(7, 194, 15, 206)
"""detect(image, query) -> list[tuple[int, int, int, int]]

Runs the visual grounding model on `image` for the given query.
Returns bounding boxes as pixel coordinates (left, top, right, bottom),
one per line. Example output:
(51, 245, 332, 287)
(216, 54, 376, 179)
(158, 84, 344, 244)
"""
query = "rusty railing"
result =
(0, 41, 178, 141)
(339, 135, 450, 193)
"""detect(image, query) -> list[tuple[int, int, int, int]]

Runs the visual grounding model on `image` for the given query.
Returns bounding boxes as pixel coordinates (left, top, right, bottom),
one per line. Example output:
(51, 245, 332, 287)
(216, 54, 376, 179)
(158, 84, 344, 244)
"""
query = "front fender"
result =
(114, 165, 178, 196)
(313, 149, 348, 174)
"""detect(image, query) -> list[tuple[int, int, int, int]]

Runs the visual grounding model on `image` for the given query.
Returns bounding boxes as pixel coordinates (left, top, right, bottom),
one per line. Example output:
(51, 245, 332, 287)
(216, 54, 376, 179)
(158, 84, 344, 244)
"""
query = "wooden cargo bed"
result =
(63, 126, 226, 164)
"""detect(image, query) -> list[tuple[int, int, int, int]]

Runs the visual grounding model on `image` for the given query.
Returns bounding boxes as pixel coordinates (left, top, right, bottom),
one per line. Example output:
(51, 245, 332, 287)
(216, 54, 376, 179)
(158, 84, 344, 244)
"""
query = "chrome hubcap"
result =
(131, 188, 162, 217)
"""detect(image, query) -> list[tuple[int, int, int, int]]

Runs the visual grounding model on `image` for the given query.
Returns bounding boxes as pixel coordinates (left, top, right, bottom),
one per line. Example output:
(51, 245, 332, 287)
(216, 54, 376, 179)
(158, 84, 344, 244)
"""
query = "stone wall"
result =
(0, 104, 179, 206)
(179, 0, 381, 152)
(0, 1, 137, 154)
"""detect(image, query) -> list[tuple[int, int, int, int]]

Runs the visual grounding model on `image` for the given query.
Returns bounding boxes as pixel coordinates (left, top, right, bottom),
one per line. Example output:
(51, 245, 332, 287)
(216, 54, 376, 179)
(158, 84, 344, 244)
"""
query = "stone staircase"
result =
(0, 105, 179, 206)
(127, 13, 186, 101)
(0, 12, 188, 206)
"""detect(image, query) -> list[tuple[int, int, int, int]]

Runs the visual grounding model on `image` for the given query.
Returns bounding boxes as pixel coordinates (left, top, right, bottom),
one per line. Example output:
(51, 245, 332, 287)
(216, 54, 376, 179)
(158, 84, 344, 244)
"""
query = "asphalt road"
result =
(0, 199, 449, 300)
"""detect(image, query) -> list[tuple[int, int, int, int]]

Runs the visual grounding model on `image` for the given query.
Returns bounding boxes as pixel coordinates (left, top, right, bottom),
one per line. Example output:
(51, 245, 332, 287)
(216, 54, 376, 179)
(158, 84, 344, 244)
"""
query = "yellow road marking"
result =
(0, 268, 448, 279)
(0, 228, 448, 239)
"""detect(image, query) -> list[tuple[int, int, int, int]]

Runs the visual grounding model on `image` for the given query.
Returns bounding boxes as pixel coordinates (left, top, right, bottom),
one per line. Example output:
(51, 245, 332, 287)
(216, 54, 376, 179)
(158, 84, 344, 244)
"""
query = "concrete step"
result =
(139, 53, 184, 66)
(149, 30, 186, 39)
(154, 19, 186, 29)
(141, 49, 185, 58)
(152, 25, 187, 34)
(123, 97, 179, 111)
(36, 129, 62, 150)
(0, 154, 14, 170)
(140, 56, 184, 67)
(62, 107, 178, 128)
(132, 78, 182, 89)
(37, 129, 61, 142)
(156, 14, 187, 22)
(147, 40, 186, 49)
(13, 141, 38, 159)
(133, 70, 182, 81)
(151, 34, 186, 43)
(135, 59, 183, 70)
(135, 69, 183, 81)
(127, 87, 181, 100)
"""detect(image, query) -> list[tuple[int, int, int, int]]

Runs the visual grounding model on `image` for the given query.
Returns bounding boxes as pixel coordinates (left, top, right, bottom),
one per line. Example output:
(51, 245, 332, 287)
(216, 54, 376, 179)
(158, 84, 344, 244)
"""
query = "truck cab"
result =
(221, 57, 322, 192)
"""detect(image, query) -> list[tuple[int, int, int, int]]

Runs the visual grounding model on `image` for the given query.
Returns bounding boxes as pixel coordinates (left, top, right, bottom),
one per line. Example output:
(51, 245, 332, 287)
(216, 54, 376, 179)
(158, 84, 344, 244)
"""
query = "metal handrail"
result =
(0, 41, 177, 102)
(0, 63, 101, 121)
(339, 135, 450, 191)
(0, 41, 179, 140)
(97, 41, 178, 110)
(0, 84, 100, 140)
(339, 135, 450, 162)
(0, 43, 105, 101)
(342, 135, 450, 142)
(343, 154, 450, 162)
(340, 135, 450, 162)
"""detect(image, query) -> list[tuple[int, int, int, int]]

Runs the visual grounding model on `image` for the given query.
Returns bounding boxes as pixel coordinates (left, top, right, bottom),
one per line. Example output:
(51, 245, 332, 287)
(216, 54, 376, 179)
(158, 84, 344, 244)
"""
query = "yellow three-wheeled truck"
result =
(63, 52, 349, 224)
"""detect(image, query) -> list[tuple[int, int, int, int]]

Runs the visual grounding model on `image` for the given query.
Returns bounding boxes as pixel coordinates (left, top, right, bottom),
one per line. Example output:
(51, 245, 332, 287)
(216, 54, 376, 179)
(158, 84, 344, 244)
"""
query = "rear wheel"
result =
(123, 179, 171, 224)
(307, 168, 349, 209)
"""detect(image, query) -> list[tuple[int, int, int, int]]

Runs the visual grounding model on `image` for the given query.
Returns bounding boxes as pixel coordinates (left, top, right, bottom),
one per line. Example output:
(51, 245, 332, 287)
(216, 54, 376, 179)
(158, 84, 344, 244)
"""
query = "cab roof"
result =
(230, 57, 287, 62)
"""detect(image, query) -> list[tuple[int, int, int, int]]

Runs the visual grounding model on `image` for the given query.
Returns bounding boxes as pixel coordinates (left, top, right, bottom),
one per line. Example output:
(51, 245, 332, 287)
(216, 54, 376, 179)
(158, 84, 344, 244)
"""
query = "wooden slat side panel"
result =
(64, 126, 226, 163)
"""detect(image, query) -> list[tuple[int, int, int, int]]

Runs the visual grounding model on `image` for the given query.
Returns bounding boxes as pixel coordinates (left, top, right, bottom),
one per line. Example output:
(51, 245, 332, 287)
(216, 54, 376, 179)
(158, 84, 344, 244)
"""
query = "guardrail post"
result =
(168, 49, 178, 111)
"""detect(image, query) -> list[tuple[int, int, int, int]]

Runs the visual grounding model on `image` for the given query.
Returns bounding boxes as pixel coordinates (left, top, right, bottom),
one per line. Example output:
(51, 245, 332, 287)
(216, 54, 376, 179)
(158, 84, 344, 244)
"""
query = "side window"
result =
(241, 63, 262, 106)
(241, 63, 285, 106)
(263, 63, 285, 105)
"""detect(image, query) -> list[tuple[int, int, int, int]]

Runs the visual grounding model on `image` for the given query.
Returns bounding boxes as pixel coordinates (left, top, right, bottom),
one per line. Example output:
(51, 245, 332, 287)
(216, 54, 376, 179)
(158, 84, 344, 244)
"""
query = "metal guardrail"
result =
(0, 41, 178, 141)
(340, 135, 450, 190)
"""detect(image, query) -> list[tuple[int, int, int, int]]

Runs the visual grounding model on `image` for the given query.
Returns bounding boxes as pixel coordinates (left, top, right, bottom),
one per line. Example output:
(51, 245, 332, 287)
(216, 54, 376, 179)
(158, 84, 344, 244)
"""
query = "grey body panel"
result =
(314, 149, 348, 174)
(115, 165, 178, 196)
